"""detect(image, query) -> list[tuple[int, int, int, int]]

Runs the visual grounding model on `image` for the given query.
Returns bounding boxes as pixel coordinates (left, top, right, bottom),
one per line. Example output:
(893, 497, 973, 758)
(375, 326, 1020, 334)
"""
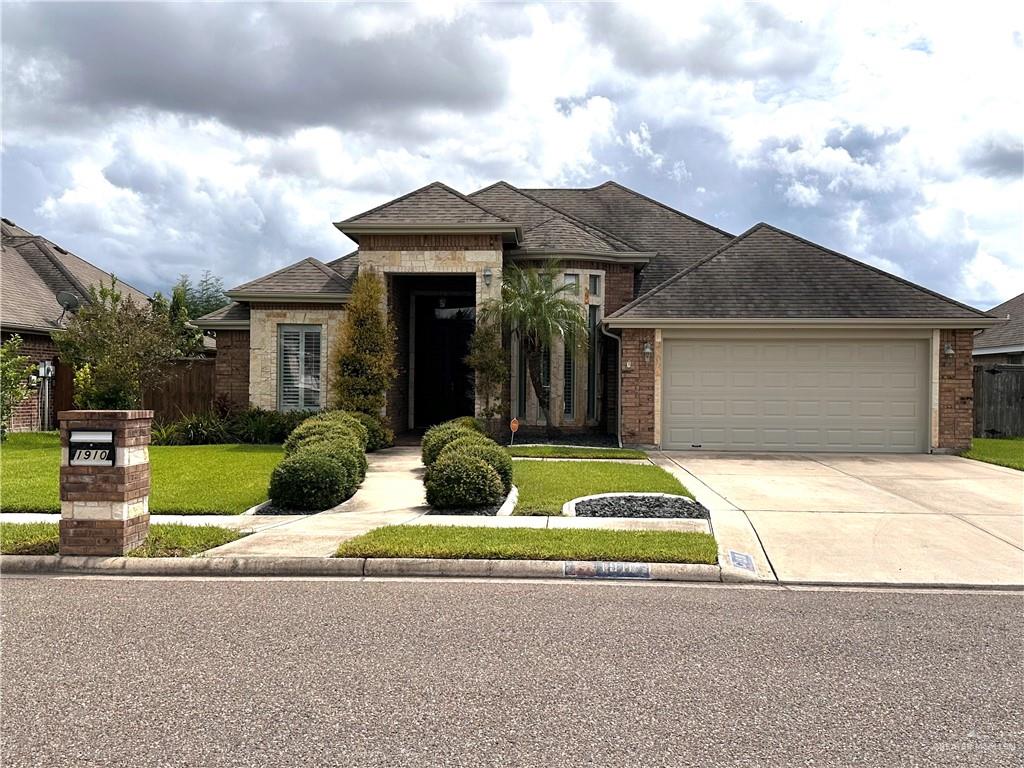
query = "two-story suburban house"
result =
(196, 181, 995, 453)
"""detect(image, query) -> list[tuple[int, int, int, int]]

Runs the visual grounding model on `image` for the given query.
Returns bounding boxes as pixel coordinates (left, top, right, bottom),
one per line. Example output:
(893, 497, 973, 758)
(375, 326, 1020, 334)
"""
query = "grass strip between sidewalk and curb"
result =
(962, 438, 1024, 472)
(336, 524, 718, 564)
(512, 460, 691, 515)
(1, 433, 283, 514)
(0, 522, 246, 557)
(507, 446, 648, 460)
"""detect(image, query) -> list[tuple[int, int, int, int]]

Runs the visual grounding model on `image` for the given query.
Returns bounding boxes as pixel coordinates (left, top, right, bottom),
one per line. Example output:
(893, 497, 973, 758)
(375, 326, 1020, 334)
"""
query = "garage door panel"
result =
(662, 338, 929, 453)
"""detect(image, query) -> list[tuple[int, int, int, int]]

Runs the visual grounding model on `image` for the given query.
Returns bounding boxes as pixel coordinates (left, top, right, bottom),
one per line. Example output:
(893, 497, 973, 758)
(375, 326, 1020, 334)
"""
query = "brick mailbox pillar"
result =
(58, 410, 154, 556)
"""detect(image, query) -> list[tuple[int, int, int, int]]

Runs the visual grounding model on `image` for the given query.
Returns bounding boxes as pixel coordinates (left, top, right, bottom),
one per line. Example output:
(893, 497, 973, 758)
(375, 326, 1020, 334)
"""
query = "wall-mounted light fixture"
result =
(483, 267, 493, 287)
(642, 340, 653, 364)
(943, 342, 955, 356)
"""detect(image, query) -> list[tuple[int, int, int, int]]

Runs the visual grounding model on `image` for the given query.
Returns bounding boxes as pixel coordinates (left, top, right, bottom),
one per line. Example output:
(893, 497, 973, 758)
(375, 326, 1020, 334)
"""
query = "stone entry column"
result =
(58, 410, 153, 556)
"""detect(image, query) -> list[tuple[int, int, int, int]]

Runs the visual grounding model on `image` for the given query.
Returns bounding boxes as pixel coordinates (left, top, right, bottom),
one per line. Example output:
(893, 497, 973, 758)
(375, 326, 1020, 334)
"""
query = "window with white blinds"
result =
(278, 325, 322, 411)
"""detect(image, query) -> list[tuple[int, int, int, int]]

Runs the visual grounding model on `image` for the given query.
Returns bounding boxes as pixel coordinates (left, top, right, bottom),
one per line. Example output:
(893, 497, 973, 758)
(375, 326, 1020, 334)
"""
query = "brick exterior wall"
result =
(2, 332, 58, 432)
(214, 330, 251, 410)
(361, 233, 503, 251)
(619, 328, 656, 445)
(938, 328, 975, 451)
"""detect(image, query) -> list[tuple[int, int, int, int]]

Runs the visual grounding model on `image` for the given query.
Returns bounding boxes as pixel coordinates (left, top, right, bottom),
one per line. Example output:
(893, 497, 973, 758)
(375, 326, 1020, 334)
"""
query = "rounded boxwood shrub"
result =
(350, 412, 393, 452)
(305, 438, 367, 485)
(421, 423, 489, 467)
(307, 410, 369, 450)
(269, 452, 349, 511)
(284, 418, 362, 456)
(446, 415, 484, 433)
(439, 438, 513, 494)
(424, 452, 504, 509)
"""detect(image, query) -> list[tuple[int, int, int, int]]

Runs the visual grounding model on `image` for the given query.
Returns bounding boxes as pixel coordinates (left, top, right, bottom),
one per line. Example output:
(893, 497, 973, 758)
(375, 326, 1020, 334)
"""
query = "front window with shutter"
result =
(278, 325, 322, 411)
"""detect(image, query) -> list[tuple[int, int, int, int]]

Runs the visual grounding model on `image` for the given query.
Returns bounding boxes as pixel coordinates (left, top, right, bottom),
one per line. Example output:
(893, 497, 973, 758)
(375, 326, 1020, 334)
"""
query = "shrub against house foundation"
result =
(0, 335, 35, 441)
(333, 272, 397, 436)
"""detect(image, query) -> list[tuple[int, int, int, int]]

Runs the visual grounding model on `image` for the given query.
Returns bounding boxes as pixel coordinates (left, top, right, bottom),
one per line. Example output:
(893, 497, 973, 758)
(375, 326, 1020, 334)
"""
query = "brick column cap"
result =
(58, 409, 154, 420)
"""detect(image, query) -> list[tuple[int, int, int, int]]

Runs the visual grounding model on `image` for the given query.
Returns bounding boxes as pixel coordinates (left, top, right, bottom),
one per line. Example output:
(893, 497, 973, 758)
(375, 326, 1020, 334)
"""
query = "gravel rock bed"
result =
(574, 494, 710, 520)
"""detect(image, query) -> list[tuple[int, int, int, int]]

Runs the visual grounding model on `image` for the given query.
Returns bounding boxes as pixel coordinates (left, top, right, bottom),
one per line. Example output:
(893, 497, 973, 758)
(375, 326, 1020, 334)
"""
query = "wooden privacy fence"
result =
(143, 358, 216, 422)
(973, 364, 1024, 438)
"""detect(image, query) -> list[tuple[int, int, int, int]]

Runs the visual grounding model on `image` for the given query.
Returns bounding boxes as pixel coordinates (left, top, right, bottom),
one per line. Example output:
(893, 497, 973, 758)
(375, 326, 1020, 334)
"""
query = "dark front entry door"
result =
(413, 294, 475, 428)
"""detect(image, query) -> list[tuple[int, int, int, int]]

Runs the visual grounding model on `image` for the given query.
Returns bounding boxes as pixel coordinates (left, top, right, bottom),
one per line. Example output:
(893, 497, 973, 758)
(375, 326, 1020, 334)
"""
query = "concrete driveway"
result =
(656, 452, 1023, 587)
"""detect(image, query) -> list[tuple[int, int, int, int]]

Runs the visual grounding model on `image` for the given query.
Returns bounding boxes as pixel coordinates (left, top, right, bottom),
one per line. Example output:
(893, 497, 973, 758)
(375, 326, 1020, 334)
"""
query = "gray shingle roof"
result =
(325, 250, 359, 282)
(521, 182, 734, 292)
(228, 257, 352, 296)
(974, 293, 1024, 350)
(340, 181, 508, 225)
(519, 216, 620, 253)
(1, 219, 149, 333)
(609, 223, 991, 321)
(195, 301, 250, 325)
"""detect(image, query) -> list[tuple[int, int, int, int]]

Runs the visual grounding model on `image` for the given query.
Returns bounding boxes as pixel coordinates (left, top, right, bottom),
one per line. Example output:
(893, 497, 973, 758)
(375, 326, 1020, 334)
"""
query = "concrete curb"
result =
(0, 554, 721, 583)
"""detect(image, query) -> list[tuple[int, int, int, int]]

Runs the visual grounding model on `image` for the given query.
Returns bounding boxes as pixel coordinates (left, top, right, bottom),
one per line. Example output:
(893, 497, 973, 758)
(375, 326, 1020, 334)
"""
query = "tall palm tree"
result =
(479, 263, 588, 432)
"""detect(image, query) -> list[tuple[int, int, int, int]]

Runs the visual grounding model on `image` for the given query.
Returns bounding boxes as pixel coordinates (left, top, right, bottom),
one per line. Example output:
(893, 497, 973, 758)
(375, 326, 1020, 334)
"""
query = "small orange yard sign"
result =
(510, 417, 519, 445)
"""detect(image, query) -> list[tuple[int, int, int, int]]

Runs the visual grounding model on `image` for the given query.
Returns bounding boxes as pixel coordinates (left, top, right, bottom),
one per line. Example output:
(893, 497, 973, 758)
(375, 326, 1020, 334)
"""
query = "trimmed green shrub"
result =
(439, 438, 513, 494)
(421, 423, 488, 467)
(350, 411, 393, 452)
(283, 418, 361, 456)
(269, 452, 349, 511)
(307, 410, 369, 450)
(448, 416, 484, 433)
(304, 438, 368, 485)
(424, 452, 504, 509)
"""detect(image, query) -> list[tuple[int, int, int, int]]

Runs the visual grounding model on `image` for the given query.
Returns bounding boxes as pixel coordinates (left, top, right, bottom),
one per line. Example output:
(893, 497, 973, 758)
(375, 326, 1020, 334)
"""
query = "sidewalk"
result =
(202, 446, 428, 558)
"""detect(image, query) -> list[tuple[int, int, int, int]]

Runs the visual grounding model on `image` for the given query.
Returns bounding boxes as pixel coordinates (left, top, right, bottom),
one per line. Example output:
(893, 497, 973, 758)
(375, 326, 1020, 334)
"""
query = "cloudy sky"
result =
(3, 1, 1021, 308)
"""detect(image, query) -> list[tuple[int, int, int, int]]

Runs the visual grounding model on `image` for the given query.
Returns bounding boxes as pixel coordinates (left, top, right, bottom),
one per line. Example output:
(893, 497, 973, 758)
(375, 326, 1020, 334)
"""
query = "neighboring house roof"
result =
(973, 292, 1024, 353)
(225, 257, 352, 301)
(607, 223, 993, 324)
(520, 182, 734, 292)
(1, 218, 150, 335)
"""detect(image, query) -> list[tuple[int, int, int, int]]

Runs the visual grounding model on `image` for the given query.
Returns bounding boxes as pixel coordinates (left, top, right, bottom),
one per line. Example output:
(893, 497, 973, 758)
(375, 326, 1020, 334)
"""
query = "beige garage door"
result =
(662, 338, 930, 452)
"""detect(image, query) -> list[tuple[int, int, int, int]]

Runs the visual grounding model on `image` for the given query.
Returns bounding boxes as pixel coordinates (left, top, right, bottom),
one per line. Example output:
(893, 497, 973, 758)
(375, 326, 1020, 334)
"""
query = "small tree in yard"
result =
(53, 280, 181, 409)
(333, 271, 397, 416)
(465, 317, 507, 423)
(0, 335, 37, 440)
(479, 263, 587, 433)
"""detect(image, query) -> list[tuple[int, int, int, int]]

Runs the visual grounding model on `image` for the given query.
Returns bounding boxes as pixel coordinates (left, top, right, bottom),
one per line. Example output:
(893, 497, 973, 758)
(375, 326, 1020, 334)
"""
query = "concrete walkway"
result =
(203, 447, 428, 558)
(655, 451, 1024, 587)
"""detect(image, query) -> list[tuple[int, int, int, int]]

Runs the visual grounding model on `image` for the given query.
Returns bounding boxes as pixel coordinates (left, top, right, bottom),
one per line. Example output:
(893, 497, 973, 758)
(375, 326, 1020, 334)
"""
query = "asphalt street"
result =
(2, 577, 1022, 767)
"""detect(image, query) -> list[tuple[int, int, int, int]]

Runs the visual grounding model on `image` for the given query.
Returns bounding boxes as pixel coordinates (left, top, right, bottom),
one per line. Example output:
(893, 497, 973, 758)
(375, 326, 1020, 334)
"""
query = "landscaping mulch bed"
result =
(424, 504, 502, 516)
(574, 494, 710, 520)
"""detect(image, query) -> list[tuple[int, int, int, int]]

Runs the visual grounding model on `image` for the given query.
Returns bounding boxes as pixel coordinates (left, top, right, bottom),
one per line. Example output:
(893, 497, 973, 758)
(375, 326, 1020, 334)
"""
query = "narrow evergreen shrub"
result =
(269, 452, 349, 511)
(350, 411, 393, 452)
(334, 272, 397, 415)
(421, 423, 488, 467)
(438, 438, 513, 494)
(424, 453, 504, 509)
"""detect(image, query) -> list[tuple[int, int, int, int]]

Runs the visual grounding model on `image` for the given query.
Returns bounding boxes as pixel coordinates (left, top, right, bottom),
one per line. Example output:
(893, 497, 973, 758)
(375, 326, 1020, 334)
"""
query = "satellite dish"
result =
(56, 291, 81, 324)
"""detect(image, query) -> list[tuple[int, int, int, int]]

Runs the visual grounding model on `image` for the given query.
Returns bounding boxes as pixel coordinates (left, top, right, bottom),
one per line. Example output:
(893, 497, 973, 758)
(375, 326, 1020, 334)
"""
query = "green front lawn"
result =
(337, 524, 717, 564)
(1, 433, 283, 514)
(507, 445, 648, 460)
(512, 459, 690, 515)
(0, 521, 245, 556)
(962, 438, 1024, 471)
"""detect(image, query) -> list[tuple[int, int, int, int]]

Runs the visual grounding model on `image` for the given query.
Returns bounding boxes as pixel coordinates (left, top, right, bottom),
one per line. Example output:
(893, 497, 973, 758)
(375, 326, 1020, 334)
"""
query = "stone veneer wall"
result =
(214, 329, 250, 410)
(359, 233, 504, 430)
(248, 303, 346, 411)
(619, 328, 657, 445)
(938, 328, 975, 450)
